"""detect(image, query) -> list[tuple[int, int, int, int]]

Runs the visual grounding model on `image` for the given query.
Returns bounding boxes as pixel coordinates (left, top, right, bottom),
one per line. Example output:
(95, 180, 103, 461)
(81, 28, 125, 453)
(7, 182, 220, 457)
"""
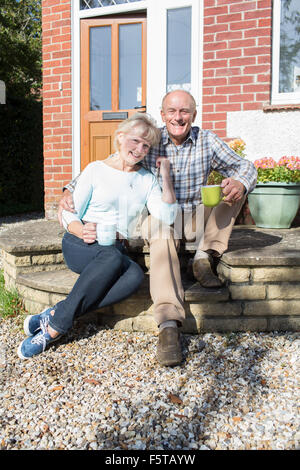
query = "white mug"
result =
(97, 223, 117, 246)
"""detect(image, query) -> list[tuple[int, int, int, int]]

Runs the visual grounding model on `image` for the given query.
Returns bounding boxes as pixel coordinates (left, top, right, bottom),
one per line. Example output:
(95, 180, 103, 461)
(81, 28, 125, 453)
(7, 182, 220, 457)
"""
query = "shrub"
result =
(0, 96, 44, 216)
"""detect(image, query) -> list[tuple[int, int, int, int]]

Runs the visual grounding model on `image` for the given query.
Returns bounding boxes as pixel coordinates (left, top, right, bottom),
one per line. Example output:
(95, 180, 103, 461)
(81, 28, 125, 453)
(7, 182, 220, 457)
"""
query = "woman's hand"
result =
(82, 223, 97, 244)
(156, 157, 171, 178)
(68, 221, 97, 244)
(156, 157, 176, 204)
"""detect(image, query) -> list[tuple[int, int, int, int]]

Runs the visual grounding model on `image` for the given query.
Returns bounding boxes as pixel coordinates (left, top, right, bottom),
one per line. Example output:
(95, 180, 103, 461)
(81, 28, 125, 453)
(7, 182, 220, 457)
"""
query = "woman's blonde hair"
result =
(114, 113, 161, 151)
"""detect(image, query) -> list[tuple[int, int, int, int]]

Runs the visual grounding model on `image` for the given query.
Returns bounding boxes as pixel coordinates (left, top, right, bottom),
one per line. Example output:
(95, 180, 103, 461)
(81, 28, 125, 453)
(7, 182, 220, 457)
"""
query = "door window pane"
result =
(167, 7, 192, 92)
(90, 26, 111, 110)
(119, 23, 142, 109)
(279, 0, 300, 93)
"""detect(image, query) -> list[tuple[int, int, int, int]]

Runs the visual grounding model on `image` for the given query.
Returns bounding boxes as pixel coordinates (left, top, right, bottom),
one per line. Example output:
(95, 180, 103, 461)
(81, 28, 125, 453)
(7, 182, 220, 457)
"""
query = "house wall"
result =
(42, 0, 298, 219)
(202, 0, 272, 140)
(42, 0, 72, 219)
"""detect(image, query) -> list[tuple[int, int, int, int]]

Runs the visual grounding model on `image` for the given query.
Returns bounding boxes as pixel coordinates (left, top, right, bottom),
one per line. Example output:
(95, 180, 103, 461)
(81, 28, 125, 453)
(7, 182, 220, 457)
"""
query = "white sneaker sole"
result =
(23, 315, 36, 336)
(17, 340, 29, 360)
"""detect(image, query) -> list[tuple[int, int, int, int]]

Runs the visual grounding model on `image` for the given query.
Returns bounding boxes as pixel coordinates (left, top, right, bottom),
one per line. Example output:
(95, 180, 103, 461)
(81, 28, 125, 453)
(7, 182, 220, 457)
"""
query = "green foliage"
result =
(0, 0, 42, 99)
(0, 96, 44, 216)
(0, 270, 26, 318)
(256, 166, 300, 184)
(0, 1, 43, 216)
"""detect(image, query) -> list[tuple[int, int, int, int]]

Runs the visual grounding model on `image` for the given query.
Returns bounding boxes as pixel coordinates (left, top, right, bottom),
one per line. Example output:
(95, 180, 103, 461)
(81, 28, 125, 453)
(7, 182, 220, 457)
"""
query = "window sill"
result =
(263, 103, 300, 112)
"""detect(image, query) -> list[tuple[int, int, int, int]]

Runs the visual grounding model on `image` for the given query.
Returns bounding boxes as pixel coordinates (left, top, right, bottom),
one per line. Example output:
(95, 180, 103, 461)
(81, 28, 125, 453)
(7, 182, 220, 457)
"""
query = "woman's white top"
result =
(62, 160, 178, 239)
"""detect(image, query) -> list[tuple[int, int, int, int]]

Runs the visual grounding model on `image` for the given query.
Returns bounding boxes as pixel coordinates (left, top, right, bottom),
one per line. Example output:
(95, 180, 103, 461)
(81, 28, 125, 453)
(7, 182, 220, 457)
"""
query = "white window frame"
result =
(272, 0, 300, 105)
(72, 0, 203, 176)
(147, 0, 203, 127)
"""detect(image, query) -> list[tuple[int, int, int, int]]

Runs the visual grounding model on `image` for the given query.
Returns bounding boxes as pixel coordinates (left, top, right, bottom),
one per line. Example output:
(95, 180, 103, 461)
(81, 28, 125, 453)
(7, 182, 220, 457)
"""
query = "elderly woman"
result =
(18, 113, 177, 359)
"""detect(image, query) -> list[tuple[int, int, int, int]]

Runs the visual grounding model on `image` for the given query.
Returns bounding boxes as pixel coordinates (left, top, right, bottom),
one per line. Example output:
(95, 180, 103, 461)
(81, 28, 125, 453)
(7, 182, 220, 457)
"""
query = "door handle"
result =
(134, 106, 146, 111)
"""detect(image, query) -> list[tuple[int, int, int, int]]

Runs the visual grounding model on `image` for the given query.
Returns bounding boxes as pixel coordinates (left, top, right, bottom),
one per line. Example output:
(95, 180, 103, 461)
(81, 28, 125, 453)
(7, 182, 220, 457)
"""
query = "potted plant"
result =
(248, 156, 300, 229)
(207, 139, 246, 185)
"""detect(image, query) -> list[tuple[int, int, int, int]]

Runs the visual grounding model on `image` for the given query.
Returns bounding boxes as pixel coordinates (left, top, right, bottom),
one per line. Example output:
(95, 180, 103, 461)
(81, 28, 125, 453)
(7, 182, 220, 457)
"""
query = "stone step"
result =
(16, 268, 230, 301)
(15, 269, 232, 334)
(1, 220, 300, 333)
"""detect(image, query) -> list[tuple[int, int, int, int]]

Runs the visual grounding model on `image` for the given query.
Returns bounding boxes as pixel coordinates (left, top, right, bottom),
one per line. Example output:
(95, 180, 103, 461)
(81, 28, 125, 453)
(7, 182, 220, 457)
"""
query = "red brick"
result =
(215, 85, 241, 94)
(228, 75, 254, 85)
(229, 94, 255, 102)
(245, 9, 271, 20)
(230, 57, 256, 67)
(244, 64, 270, 75)
(203, 95, 228, 104)
(203, 77, 228, 86)
(202, 112, 227, 121)
(217, 13, 242, 24)
(204, 41, 227, 51)
(215, 103, 241, 112)
(205, 6, 228, 16)
(205, 24, 229, 34)
(244, 27, 271, 38)
(215, 67, 241, 76)
(216, 49, 242, 59)
(216, 31, 242, 41)
(243, 102, 264, 111)
(243, 84, 270, 93)
(230, 2, 257, 13)
(230, 20, 257, 30)
(244, 46, 271, 56)
(204, 59, 228, 69)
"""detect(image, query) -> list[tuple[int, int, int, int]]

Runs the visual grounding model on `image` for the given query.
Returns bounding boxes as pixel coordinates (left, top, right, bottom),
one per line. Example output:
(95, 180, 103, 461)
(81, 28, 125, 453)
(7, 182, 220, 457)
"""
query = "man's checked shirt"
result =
(66, 126, 257, 212)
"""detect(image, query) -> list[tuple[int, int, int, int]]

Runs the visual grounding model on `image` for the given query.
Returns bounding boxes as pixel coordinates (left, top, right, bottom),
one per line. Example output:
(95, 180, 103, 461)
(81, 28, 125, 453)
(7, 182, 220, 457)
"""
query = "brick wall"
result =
(42, 0, 72, 219)
(202, 0, 272, 139)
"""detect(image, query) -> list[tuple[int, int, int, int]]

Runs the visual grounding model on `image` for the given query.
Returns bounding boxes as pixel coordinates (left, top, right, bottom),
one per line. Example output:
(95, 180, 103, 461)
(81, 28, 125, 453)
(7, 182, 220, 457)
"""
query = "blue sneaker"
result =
(23, 307, 54, 336)
(17, 321, 62, 360)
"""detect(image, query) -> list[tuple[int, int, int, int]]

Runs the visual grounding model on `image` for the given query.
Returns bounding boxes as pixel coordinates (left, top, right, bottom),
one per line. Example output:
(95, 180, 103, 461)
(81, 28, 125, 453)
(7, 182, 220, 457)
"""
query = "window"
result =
(166, 7, 192, 92)
(272, 0, 300, 104)
(147, 0, 202, 125)
(80, 0, 142, 10)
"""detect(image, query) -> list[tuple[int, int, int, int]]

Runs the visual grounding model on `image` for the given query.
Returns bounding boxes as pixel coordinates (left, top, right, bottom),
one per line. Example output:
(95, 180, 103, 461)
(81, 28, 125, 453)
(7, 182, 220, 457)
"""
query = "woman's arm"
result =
(156, 157, 176, 204)
(67, 221, 97, 244)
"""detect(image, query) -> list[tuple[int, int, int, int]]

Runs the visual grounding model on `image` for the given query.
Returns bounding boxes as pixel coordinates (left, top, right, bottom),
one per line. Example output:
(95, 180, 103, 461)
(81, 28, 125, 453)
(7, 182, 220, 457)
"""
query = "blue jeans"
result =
(48, 232, 144, 335)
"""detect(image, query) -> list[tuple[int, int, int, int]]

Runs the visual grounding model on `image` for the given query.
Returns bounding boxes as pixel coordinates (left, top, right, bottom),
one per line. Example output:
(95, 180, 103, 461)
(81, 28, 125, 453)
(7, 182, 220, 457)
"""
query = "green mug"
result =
(201, 185, 225, 207)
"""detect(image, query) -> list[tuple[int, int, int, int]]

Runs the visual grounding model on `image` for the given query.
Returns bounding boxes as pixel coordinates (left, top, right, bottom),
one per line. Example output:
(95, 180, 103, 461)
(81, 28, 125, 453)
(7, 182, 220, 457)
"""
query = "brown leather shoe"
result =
(156, 327, 182, 367)
(192, 257, 223, 288)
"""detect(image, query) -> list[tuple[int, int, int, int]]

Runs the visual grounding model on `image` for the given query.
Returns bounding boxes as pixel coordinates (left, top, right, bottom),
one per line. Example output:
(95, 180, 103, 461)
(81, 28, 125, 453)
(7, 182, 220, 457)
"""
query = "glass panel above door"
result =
(119, 23, 142, 110)
(166, 7, 192, 92)
(90, 26, 112, 110)
(80, 0, 143, 10)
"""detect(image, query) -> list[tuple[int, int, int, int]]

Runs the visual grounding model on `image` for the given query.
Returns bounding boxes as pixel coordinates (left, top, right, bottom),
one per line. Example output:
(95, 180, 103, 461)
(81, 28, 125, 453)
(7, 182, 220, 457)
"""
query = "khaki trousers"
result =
(141, 198, 245, 326)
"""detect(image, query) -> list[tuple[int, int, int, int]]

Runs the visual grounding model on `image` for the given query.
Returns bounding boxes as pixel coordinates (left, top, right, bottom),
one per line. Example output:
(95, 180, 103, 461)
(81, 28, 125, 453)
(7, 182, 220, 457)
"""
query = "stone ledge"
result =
(1, 220, 300, 266)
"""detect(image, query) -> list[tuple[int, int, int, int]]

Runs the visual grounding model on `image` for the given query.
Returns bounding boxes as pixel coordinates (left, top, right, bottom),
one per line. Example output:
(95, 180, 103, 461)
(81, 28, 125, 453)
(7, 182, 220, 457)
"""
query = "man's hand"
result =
(58, 190, 75, 226)
(221, 178, 245, 203)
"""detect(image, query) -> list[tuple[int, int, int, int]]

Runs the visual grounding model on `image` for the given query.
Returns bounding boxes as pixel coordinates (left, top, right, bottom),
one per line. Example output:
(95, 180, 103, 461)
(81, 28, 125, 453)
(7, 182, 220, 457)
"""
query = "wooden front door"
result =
(80, 15, 147, 170)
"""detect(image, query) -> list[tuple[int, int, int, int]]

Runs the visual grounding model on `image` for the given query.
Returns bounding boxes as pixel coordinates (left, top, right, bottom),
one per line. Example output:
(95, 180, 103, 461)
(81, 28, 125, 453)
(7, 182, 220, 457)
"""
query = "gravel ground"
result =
(0, 213, 299, 451)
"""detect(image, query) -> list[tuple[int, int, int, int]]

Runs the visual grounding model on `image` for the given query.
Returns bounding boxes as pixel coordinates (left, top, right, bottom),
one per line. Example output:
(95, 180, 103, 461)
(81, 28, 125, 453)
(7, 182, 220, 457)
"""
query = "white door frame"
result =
(72, 0, 203, 177)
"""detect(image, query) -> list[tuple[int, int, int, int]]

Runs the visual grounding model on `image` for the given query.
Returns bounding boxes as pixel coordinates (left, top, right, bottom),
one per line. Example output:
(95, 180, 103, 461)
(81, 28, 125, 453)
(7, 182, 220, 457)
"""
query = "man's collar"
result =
(161, 126, 197, 146)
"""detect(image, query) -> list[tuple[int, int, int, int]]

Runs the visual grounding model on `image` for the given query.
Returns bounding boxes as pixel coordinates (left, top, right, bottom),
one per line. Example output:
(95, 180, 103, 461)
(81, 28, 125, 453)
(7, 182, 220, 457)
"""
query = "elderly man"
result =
(58, 90, 257, 368)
